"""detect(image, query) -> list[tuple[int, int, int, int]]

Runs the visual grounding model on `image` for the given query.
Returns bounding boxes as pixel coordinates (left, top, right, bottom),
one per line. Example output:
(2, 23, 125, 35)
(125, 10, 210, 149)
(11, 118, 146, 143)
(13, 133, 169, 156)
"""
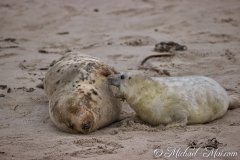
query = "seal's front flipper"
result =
(165, 119, 187, 128)
(166, 109, 188, 129)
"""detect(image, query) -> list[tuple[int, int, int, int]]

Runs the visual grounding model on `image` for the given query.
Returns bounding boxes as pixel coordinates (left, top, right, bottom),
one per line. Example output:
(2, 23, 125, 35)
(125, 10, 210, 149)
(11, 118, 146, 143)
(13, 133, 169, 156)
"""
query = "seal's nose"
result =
(107, 74, 120, 87)
(107, 75, 115, 85)
(81, 121, 91, 130)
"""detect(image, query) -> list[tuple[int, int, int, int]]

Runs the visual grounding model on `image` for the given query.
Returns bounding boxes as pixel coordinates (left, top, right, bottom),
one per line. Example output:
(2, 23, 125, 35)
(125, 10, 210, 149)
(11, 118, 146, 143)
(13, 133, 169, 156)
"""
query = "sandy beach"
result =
(0, 0, 240, 159)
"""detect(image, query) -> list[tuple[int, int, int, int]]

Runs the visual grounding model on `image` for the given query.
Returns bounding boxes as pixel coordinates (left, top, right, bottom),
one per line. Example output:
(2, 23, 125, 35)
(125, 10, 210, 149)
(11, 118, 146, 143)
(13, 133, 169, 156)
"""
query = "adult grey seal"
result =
(44, 53, 122, 133)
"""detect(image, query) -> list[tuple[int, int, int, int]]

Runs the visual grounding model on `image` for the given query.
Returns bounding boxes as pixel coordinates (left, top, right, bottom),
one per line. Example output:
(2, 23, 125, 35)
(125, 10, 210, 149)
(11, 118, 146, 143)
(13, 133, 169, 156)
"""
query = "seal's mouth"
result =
(79, 111, 95, 134)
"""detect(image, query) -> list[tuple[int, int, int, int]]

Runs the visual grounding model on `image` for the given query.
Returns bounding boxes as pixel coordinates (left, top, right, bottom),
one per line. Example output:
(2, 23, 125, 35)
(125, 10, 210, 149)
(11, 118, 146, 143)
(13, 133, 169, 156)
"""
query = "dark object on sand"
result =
(36, 83, 44, 89)
(124, 39, 144, 46)
(0, 38, 17, 43)
(49, 60, 57, 67)
(93, 8, 99, 12)
(188, 138, 222, 149)
(39, 67, 48, 71)
(138, 66, 170, 76)
(7, 88, 11, 93)
(140, 53, 174, 66)
(57, 32, 69, 35)
(0, 94, 5, 97)
(26, 88, 35, 92)
(16, 87, 35, 92)
(154, 41, 187, 52)
(0, 85, 7, 90)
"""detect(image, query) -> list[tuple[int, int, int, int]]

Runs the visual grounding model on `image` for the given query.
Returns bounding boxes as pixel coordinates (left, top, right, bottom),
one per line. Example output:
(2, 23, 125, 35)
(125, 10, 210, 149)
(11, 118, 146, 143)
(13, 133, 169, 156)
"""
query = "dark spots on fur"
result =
(78, 72, 86, 81)
(80, 94, 95, 107)
(57, 69, 61, 73)
(82, 95, 90, 106)
(79, 90, 84, 94)
(56, 80, 60, 84)
(66, 97, 79, 115)
(85, 93, 92, 101)
(67, 105, 79, 115)
(87, 92, 91, 96)
(99, 67, 112, 77)
(90, 89, 98, 95)
(84, 62, 97, 72)
(81, 121, 91, 131)
(65, 119, 75, 130)
(62, 119, 75, 130)
(81, 62, 86, 66)
(89, 79, 96, 84)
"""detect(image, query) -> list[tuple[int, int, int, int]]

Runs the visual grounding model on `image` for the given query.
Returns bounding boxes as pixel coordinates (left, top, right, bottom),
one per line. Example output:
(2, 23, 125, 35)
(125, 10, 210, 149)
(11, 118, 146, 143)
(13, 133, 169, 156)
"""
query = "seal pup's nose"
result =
(107, 74, 116, 85)
(107, 74, 121, 87)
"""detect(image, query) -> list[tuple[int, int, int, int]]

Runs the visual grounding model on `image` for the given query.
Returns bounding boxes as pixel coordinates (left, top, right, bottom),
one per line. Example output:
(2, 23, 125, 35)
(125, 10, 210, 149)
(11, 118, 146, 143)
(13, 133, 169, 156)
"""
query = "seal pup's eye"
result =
(120, 75, 125, 80)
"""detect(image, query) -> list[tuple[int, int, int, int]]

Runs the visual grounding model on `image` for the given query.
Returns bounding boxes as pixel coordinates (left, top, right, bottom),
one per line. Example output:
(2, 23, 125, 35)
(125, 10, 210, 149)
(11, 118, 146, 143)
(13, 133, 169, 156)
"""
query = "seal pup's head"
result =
(107, 73, 131, 87)
(107, 73, 150, 99)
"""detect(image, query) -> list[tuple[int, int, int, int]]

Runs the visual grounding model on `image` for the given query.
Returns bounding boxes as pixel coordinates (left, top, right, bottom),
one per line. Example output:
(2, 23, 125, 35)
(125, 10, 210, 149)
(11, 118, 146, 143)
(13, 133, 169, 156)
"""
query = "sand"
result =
(0, 0, 240, 159)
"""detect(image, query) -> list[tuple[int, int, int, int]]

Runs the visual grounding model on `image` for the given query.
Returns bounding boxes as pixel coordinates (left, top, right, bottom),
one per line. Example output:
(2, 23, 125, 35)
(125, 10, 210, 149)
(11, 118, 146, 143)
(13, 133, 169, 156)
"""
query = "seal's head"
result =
(107, 73, 131, 87)
(107, 73, 149, 99)
(50, 92, 96, 134)
(107, 73, 131, 99)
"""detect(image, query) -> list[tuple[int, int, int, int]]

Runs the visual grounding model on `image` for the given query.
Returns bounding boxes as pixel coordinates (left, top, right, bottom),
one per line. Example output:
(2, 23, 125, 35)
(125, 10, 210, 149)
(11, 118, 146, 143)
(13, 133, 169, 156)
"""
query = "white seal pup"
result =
(107, 73, 240, 127)
(44, 53, 122, 133)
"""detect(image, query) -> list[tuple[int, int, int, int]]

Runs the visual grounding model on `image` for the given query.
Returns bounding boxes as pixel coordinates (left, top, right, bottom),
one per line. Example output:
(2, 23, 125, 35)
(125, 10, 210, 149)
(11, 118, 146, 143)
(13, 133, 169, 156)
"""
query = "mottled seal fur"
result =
(44, 53, 122, 133)
(108, 73, 240, 127)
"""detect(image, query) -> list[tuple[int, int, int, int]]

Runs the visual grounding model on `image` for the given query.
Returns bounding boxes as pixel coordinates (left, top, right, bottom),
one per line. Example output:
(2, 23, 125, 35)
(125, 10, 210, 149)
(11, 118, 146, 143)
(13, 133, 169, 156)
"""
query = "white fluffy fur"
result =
(117, 74, 234, 127)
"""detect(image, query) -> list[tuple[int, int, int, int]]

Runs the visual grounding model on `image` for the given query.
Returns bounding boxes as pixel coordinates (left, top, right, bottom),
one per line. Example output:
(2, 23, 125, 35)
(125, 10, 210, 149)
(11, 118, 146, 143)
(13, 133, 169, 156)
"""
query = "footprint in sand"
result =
(38, 43, 71, 55)
(0, 38, 19, 50)
(66, 138, 123, 158)
(119, 35, 156, 46)
(221, 49, 237, 63)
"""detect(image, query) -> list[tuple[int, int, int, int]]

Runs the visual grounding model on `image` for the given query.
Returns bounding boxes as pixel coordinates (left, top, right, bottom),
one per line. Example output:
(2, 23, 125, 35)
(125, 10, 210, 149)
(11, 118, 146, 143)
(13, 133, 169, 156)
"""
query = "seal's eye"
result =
(120, 75, 125, 80)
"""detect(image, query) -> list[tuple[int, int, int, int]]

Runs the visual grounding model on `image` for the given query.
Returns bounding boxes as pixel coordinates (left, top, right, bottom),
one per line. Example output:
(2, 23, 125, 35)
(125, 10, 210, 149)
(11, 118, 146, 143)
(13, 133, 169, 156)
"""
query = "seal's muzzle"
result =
(107, 74, 122, 87)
